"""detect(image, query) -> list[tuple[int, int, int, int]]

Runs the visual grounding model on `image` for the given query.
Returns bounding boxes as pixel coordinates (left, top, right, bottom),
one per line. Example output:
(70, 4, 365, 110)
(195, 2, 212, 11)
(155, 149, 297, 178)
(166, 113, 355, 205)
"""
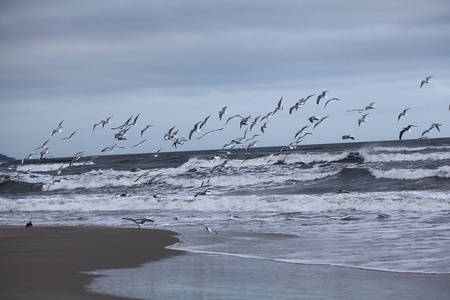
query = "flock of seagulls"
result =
(20, 75, 447, 165)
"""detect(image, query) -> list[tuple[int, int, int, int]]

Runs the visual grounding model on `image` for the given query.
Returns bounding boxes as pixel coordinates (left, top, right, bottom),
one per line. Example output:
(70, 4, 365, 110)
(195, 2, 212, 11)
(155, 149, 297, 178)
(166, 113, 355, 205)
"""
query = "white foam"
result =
(361, 150, 450, 163)
(370, 165, 450, 179)
(2, 190, 448, 213)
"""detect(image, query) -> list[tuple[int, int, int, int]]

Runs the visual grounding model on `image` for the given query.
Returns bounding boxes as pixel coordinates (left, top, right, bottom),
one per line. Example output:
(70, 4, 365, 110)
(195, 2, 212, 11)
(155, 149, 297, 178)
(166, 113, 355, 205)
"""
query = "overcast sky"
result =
(1, 0, 449, 159)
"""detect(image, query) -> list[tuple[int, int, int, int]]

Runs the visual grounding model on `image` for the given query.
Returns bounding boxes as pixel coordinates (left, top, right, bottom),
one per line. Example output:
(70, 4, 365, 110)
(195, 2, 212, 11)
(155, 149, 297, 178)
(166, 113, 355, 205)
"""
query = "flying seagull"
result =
(316, 91, 329, 105)
(51, 120, 64, 136)
(196, 128, 224, 140)
(358, 113, 369, 126)
(218, 106, 227, 121)
(130, 138, 148, 148)
(324, 98, 340, 107)
(420, 76, 433, 88)
(205, 225, 218, 235)
(342, 135, 355, 140)
(140, 125, 154, 136)
(122, 217, 154, 228)
(397, 108, 411, 121)
(399, 125, 417, 140)
(313, 116, 329, 129)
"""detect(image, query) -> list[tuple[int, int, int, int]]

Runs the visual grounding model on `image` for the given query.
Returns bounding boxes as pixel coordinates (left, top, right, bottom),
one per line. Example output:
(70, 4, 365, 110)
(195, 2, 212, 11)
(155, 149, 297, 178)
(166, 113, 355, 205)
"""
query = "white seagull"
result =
(399, 125, 417, 140)
(140, 125, 154, 137)
(313, 116, 329, 129)
(218, 106, 227, 121)
(61, 130, 77, 140)
(397, 108, 411, 121)
(420, 76, 433, 88)
(51, 120, 64, 136)
(122, 217, 154, 228)
(205, 225, 219, 235)
(358, 113, 369, 126)
(324, 98, 340, 107)
(316, 91, 329, 105)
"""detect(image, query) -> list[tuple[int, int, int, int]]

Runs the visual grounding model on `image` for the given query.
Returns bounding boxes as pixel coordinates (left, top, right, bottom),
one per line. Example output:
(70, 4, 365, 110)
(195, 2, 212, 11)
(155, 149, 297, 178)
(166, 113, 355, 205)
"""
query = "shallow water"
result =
(86, 252, 450, 300)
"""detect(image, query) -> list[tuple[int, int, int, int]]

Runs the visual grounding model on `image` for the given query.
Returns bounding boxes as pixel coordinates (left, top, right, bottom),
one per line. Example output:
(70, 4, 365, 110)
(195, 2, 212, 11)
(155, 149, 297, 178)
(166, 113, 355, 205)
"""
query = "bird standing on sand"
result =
(122, 217, 154, 228)
(420, 76, 433, 88)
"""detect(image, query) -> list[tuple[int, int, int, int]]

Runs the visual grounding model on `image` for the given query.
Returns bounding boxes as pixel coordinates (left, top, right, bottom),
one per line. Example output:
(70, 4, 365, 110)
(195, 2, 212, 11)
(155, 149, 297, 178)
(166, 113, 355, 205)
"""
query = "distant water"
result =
(1, 139, 450, 278)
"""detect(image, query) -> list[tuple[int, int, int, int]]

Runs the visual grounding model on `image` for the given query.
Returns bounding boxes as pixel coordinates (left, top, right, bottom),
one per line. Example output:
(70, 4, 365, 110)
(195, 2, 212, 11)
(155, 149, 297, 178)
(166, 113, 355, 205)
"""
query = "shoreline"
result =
(0, 226, 182, 299)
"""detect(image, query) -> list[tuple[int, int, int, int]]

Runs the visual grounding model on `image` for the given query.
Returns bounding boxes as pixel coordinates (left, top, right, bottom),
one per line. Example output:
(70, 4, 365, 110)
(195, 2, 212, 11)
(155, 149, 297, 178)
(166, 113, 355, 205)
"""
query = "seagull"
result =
(131, 113, 140, 126)
(313, 116, 329, 129)
(21, 153, 35, 164)
(245, 140, 260, 150)
(294, 125, 311, 139)
(316, 91, 329, 105)
(272, 96, 283, 114)
(189, 121, 202, 140)
(101, 144, 124, 153)
(151, 148, 162, 158)
(260, 122, 269, 133)
(51, 164, 64, 180)
(69, 151, 85, 166)
(140, 125, 154, 136)
(144, 172, 163, 185)
(194, 190, 211, 198)
(421, 126, 432, 137)
(218, 106, 227, 121)
(34, 139, 50, 151)
(163, 126, 177, 141)
(122, 217, 154, 228)
(225, 114, 243, 125)
(358, 113, 369, 126)
(172, 137, 187, 148)
(397, 108, 411, 121)
(308, 116, 319, 123)
(131, 138, 148, 148)
(324, 98, 340, 107)
(205, 225, 218, 235)
(431, 123, 442, 132)
(364, 102, 375, 110)
(199, 115, 211, 130)
(304, 94, 315, 102)
(196, 128, 224, 140)
(51, 120, 64, 136)
(289, 100, 303, 114)
(399, 125, 417, 140)
(342, 135, 355, 140)
(93, 117, 113, 131)
(61, 130, 77, 140)
(420, 76, 433, 88)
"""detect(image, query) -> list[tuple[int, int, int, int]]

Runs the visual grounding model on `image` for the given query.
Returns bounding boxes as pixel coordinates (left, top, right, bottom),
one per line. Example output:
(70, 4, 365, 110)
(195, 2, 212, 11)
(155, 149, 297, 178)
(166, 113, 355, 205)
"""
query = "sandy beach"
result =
(0, 226, 182, 299)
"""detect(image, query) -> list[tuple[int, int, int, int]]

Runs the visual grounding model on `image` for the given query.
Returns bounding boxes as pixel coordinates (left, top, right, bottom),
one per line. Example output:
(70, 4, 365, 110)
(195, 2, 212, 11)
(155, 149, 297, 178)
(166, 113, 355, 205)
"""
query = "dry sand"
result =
(0, 226, 182, 299)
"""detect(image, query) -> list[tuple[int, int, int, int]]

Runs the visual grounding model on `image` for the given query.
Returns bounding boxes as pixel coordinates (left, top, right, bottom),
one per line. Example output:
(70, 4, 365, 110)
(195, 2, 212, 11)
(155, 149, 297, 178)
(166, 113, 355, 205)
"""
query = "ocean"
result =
(1, 138, 450, 298)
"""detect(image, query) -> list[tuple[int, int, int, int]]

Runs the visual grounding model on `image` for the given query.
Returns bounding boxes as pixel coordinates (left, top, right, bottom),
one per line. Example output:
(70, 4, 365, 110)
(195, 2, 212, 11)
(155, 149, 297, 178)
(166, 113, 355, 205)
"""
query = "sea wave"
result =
(361, 151, 450, 163)
(370, 165, 450, 180)
(2, 191, 448, 213)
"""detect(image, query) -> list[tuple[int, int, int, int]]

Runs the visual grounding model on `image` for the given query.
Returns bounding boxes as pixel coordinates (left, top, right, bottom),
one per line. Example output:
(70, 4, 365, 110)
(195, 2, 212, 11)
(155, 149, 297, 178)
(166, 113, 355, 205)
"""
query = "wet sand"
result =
(0, 226, 182, 299)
